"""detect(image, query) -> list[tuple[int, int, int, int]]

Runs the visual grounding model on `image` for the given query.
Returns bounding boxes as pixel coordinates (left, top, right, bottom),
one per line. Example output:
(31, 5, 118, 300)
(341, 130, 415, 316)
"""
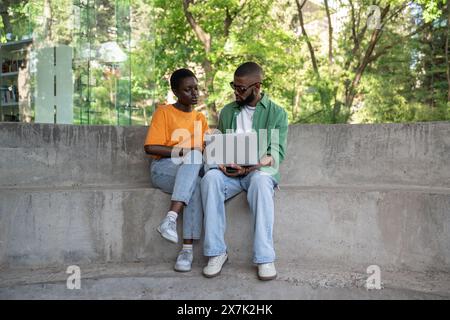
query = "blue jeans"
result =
(150, 150, 203, 240)
(201, 169, 277, 264)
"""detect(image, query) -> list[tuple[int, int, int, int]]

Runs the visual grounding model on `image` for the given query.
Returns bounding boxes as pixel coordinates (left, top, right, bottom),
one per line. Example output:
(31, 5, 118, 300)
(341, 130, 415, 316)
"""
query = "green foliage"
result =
(1, 0, 449, 125)
(416, 0, 448, 22)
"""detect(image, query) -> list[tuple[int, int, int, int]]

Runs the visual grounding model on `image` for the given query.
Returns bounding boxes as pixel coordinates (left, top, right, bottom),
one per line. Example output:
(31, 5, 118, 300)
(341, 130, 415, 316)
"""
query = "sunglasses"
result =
(229, 81, 261, 94)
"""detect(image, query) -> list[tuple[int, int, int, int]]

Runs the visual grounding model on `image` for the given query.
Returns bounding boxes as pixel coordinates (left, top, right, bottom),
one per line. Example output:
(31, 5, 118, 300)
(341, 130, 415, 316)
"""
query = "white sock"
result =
(167, 211, 178, 220)
(183, 244, 193, 251)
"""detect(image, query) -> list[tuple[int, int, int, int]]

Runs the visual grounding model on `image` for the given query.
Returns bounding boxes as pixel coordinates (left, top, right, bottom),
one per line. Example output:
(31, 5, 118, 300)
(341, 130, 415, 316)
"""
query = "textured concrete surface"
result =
(1, 122, 449, 189)
(282, 122, 450, 188)
(0, 123, 149, 188)
(1, 122, 449, 299)
(1, 187, 449, 273)
(1, 262, 449, 300)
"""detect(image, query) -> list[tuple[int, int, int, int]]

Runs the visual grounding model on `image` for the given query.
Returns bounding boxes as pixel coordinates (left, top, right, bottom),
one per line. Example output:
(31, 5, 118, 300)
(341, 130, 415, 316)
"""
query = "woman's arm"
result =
(144, 144, 184, 158)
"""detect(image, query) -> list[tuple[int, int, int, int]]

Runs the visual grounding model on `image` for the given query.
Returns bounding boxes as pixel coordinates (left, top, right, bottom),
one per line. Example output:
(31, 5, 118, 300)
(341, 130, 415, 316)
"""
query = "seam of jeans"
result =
(253, 257, 275, 264)
(204, 251, 227, 257)
(151, 172, 176, 188)
(185, 179, 198, 206)
(171, 195, 190, 205)
(151, 169, 176, 178)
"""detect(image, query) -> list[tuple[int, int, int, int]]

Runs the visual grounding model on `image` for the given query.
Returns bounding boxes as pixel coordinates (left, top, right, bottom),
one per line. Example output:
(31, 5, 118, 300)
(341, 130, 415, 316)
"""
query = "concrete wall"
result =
(2, 122, 449, 189)
(0, 124, 149, 188)
(282, 122, 450, 188)
(0, 122, 449, 272)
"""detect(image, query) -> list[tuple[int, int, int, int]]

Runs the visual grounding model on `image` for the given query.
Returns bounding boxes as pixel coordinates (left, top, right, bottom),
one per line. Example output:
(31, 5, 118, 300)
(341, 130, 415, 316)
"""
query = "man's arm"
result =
(217, 106, 227, 134)
(267, 108, 288, 167)
(246, 108, 288, 173)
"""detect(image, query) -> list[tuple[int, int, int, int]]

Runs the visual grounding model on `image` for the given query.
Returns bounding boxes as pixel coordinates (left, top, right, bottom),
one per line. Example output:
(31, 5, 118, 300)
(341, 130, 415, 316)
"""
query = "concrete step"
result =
(1, 262, 449, 300)
(1, 185, 449, 274)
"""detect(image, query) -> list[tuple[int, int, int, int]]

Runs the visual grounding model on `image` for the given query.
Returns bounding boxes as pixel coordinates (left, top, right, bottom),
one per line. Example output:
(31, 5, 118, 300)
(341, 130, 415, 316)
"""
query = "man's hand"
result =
(246, 154, 274, 174)
(218, 164, 247, 177)
(218, 155, 274, 177)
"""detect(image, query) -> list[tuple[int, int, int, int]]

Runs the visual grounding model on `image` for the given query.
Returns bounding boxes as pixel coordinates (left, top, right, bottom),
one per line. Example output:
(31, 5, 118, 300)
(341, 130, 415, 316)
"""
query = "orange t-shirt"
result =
(144, 104, 209, 156)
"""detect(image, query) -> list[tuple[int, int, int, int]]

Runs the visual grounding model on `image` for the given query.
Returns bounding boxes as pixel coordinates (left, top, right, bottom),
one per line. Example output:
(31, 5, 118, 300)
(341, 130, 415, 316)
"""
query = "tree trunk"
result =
(0, 0, 13, 36)
(429, 34, 436, 108)
(142, 103, 148, 126)
(43, 0, 53, 43)
(295, 0, 319, 75)
(446, 2, 450, 102)
(324, 0, 333, 65)
(344, 5, 391, 110)
(18, 46, 32, 122)
(331, 87, 342, 123)
(293, 87, 301, 120)
(202, 59, 218, 126)
(183, 0, 224, 125)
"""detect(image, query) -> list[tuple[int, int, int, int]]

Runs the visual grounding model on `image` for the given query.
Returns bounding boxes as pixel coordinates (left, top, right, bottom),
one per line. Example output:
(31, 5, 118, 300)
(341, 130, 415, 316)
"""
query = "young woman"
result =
(144, 68, 208, 272)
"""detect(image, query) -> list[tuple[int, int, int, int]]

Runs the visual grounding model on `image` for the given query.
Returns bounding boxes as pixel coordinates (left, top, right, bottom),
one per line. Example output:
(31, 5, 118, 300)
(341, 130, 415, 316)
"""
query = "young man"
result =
(201, 62, 288, 280)
(144, 68, 208, 272)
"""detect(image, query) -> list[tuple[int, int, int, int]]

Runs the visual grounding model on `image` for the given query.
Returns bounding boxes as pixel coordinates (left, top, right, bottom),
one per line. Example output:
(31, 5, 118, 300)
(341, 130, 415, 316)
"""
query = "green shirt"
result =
(217, 93, 288, 183)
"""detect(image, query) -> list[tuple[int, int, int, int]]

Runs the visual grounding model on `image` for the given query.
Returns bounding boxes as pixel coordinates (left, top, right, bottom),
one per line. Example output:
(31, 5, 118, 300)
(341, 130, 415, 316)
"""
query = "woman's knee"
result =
(150, 161, 177, 192)
(183, 149, 203, 165)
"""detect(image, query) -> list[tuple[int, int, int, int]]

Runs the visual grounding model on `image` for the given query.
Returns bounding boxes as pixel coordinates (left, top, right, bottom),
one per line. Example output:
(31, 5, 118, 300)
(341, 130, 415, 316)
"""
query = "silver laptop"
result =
(204, 132, 258, 166)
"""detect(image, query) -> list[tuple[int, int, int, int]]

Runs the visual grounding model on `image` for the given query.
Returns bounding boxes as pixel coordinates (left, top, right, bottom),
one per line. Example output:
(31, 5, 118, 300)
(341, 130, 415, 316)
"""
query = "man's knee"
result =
(247, 173, 275, 200)
(201, 169, 224, 190)
(249, 171, 275, 190)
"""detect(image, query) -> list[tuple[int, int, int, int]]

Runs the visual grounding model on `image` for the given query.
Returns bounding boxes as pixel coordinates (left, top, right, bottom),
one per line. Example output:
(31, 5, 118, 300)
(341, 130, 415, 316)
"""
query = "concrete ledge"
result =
(282, 122, 450, 188)
(0, 123, 150, 188)
(1, 186, 449, 272)
(1, 122, 449, 189)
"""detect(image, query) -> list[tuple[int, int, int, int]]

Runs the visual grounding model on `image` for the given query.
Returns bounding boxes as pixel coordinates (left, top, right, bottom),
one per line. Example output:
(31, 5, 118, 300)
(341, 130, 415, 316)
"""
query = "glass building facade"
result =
(0, 0, 152, 126)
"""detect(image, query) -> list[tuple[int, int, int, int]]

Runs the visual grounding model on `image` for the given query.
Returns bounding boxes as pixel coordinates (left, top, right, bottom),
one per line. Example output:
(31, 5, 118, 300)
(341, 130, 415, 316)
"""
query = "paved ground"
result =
(1, 262, 449, 300)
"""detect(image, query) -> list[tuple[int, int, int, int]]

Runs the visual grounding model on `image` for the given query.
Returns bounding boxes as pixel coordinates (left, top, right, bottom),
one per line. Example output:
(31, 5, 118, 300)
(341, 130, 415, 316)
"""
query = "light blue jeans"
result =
(201, 168, 277, 264)
(150, 150, 203, 240)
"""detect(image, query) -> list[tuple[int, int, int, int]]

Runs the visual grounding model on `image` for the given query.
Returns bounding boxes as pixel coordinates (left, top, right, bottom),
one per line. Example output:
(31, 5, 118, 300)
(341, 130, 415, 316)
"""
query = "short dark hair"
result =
(170, 68, 197, 90)
(234, 62, 263, 78)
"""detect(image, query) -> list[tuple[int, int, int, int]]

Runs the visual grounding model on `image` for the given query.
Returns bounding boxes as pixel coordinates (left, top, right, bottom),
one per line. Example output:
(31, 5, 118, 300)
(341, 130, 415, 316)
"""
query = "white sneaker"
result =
(257, 262, 277, 281)
(202, 253, 228, 278)
(157, 216, 178, 244)
(174, 249, 193, 272)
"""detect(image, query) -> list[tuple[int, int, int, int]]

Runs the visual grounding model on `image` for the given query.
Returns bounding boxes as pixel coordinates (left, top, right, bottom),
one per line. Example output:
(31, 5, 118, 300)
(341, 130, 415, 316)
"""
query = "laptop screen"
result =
(204, 132, 258, 166)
